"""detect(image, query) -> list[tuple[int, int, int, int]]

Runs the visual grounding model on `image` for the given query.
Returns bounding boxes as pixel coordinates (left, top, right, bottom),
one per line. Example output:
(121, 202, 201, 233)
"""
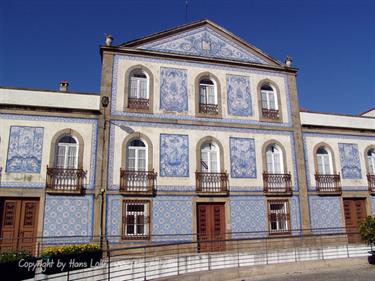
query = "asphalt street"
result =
(231, 264, 375, 281)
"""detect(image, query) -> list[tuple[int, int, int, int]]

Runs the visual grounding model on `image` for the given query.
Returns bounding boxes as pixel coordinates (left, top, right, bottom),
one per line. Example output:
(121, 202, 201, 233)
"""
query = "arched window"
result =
(367, 149, 375, 175)
(128, 69, 149, 110)
(199, 77, 218, 115)
(129, 70, 148, 99)
(200, 142, 219, 173)
(55, 136, 78, 169)
(266, 144, 283, 174)
(261, 84, 277, 110)
(316, 147, 332, 174)
(127, 139, 147, 171)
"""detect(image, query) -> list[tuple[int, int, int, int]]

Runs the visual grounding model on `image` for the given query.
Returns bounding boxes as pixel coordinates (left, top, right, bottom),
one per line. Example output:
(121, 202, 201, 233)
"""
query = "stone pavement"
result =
(230, 264, 375, 281)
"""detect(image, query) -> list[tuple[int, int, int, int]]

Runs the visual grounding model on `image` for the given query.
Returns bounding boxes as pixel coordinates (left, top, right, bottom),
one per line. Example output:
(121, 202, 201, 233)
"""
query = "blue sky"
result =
(0, 0, 374, 115)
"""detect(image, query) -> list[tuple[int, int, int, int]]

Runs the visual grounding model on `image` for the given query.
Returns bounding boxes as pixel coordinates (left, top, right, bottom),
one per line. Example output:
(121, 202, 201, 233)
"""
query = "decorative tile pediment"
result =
(138, 26, 267, 64)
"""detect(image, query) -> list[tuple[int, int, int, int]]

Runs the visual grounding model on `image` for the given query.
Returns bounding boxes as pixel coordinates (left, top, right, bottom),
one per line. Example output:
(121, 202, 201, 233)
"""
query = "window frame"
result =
(365, 147, 375, 175)
(265, 144, 284, 174)
(126, 139, 148, 171)
(55, 135, 79, 169)
(314, 144, 336, 175)
(257, 80, 283, 122)
(195, 73, 222, 118)
(267, 199, 291, 235)
(200, 142, 220, 173)
(122, 200, 151, 240)
(124, 65, 154, 113)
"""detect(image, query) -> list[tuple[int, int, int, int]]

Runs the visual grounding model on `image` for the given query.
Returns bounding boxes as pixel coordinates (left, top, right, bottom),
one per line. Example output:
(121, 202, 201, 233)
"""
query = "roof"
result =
(117, 19, 284, 66)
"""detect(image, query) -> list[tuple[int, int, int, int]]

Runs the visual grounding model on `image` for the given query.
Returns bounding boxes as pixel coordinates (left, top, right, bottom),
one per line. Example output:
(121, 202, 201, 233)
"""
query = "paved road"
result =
(231, 264, 375, 281)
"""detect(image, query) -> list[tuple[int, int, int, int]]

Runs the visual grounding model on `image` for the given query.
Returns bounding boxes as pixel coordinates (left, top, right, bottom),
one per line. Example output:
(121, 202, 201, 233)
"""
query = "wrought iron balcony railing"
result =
(196, 172, 228, 194)
(46, 167, 86, 194)
(128, 98, 150, 110)
(315, 173, 342, 194)
(263, 172, 292, 195)
(120, 169, 157, 195)
(262, 108, 280, 120)
(367, 174, 375, 194)
(199, 103, 219, 115)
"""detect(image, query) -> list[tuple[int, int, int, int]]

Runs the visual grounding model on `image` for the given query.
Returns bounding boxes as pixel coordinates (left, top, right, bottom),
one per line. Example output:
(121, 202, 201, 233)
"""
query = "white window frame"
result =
(261, 85, 278, 110)
(55, 136, 78, 169)
(316, 147, 333, 175)
(199, 79, 217, 105)
(127, 140, 148, 171)
(367, 149, 375, 175)
(129, 71, 149, 99)
(268, 200, 290, 233)
(200, 143, 220, 173)
(123, 201, 150, 238)
(266, 144, 283, 174)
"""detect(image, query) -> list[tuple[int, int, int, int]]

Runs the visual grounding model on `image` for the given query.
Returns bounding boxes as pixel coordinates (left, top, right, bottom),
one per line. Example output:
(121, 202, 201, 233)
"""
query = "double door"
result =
(197, 203, 226, 252)
(0, 198, 39, 254)
(343, 199, 366, 243)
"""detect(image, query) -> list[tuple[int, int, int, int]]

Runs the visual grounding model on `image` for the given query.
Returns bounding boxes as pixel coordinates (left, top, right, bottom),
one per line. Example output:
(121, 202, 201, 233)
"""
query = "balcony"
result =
(262, 108, 280, 120)
(367, 174, 375, 194)
(196, 172, 229, 195)
(263, 172, 292, 196)
(46, 167, 86, 194)
(128, 98, 149, 110)
(120, 169, 157, 196)
(199, 103, 219, 115)
(315, 173, 342, 195)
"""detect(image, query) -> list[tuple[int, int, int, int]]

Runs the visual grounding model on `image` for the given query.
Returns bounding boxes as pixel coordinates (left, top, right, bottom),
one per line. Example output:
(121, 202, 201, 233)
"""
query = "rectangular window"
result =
(268, 200, 290, 234)
(122, 200, 150, 239)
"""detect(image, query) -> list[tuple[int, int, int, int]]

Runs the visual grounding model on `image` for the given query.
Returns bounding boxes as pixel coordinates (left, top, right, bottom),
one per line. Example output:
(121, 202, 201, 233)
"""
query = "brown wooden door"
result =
(0, 198, 39, 254)
(343, 199, 367, 243)
(197, 203, 225, 252)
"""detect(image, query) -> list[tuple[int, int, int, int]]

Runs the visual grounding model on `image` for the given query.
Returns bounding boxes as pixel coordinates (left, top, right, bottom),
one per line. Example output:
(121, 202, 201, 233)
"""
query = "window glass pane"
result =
(56, 145, 66, 167)
(200, 86, 206, 103)
(210, 151, 218, 172)
(201, 151, 209, 172)
(67, 146, 77, 168)
(266, 151, 273, 173)
(127, 204, 144, 212)
(269, 93, 276, 109)
(368, 151, 375, 174)
(139, 79, 147, 99)
(207, 86, 215, 104)
(130, 77, 138, 98)
(261, 92, 268, 109)
(323, 155, 331, 174)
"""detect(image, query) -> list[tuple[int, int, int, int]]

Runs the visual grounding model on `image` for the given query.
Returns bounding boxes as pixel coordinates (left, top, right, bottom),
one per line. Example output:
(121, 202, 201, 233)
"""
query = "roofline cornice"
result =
(99, 46, 298, 74)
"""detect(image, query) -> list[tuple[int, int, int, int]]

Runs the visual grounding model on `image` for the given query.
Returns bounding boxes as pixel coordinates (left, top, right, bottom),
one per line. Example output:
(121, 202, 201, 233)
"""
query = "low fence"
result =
(5, 228, 370, 281)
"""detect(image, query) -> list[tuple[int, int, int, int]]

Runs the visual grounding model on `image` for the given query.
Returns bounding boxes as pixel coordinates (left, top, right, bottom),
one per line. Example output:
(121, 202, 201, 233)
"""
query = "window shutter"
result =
(130, 77, 138, 98)
(139, 79, 147, 99)
(137, 149, 146, 171)
(210, 150, 218, 173)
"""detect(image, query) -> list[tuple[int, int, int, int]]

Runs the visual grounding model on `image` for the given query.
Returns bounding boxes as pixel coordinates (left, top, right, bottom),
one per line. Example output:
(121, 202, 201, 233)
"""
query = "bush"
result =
(359, 216, 375, 247)
(0, 251, 32, 263)
(41, 244, 100, 258)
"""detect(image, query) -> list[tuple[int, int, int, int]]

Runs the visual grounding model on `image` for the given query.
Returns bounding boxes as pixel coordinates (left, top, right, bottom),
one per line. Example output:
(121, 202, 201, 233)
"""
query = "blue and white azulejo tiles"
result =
(338, 143, 362, 179)
(6, 126, 44, 173)
(227, 75, 252, 117)
(229, 137, 256, 178)
(160, 67, 188, 112)
(160, 134, 189, 177)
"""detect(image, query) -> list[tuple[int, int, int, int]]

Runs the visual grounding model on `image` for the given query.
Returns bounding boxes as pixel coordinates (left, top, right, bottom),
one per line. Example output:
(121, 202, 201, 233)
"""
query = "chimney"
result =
(59, 81, 69, 92)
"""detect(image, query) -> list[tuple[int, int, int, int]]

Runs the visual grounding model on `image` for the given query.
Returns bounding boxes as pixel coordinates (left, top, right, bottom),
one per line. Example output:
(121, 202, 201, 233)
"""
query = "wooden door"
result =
(0, 198, 39, 254)
(343, 199, 367, 243)
(197, 203, 225, 252)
